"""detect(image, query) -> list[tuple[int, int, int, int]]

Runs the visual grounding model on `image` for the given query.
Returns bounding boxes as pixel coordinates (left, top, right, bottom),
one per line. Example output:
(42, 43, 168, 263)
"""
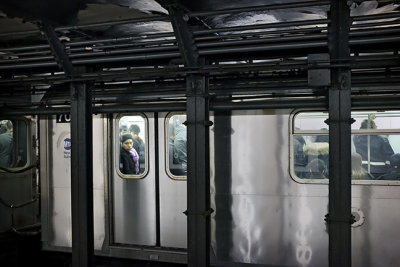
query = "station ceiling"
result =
(0, 1, 397, 44)
(0, 1, 399, 113)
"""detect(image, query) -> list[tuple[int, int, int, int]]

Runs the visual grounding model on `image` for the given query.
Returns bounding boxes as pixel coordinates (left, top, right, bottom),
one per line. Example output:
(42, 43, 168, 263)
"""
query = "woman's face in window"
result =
(122, 139, 133, 151)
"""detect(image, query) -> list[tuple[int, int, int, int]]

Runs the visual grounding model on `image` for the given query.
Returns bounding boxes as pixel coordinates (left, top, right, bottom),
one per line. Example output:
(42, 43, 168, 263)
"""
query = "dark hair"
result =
(121, 133, 133, 143)
(119, 124, 128, 132)
(0, 120, 12, 130)
(308, 159, 326, 174)
(390, 153, 400, 169)
(129, 124, 140, 134)
(360, 119, 376, 129)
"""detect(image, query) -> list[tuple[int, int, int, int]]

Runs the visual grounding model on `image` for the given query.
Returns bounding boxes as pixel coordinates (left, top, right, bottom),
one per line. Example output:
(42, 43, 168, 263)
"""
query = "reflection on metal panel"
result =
(352, 186, 400, 267)
(112, 113, 156, 246)
(212, 110, 330, 266)
(47, 115, 105, 250)
(158, 112, 187, 248)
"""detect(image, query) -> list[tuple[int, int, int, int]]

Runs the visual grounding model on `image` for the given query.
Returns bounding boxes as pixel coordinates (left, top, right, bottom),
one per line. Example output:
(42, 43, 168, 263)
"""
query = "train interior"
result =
(0, 0, 399, 266)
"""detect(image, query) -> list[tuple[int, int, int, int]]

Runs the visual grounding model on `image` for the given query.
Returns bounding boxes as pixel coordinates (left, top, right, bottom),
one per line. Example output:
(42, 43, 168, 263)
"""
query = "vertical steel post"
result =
(327, 1, 352, 266)
(39, 22, 94, 267)
(186, 74, 210, 267)
(70, 78, 94, 267)
(167, 3, 211, 266)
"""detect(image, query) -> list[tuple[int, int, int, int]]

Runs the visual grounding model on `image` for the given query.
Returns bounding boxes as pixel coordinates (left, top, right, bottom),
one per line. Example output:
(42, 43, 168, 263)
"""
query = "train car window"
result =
(166, 113, 187, 179)
(291, 110, 400, 182)
(117, 114, 148, 178)
(0, 119, 28, 170)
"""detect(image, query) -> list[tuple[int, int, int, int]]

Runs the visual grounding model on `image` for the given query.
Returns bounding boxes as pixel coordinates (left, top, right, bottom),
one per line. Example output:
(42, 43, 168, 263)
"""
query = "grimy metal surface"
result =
(40, 110, 400, 266)
(111, 113, 157, 246)
(39, 115, 105, 250)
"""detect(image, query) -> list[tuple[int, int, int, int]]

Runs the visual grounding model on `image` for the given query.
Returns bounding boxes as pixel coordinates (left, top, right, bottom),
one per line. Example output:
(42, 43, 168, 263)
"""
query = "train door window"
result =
(291, 110, 400, 183)
(166, 113, 187, 179)
(0, 119, 28, 170)
(117, 114, 148, 178)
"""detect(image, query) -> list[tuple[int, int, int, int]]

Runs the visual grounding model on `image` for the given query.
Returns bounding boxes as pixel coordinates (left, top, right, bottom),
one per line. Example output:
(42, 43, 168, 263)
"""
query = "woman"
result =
(352, 152, 374, 180)
(119, 133, 139, 174)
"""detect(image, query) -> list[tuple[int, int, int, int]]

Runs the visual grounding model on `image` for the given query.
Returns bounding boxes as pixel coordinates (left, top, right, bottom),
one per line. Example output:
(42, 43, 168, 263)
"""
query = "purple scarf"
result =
(129, 148, 139, 174)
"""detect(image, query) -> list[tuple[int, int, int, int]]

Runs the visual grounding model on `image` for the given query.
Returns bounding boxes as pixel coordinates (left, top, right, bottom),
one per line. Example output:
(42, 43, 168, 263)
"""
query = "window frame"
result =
(165, 112, 187, 181)
(289, 109, 400, 185)
(115, 113, 149, 179)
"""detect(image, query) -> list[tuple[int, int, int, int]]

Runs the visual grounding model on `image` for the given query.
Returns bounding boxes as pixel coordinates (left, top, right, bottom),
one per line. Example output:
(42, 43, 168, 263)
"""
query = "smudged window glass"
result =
(0, 119, 28, 170)
(166, 113, 187, 179)
(291, 110, 400, 182)
(118, 114, 147, 178)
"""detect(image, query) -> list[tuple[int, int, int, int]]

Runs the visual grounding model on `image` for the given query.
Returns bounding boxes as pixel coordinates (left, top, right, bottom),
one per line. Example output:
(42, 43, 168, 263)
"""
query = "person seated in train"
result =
(129, 124, 146, 173)
(351, 152, 374, 180)
(306, 158, 327, 179)
(0, 120, 13, 168)
(119, 133, 139, 175)
(377, 153, 400, 180)
(353, 118, 394, 178)
(119, 124, 128, 136)
(293, 134, 308, 178)
(174, 123, 187, 175)
(303, 139, 329, 178)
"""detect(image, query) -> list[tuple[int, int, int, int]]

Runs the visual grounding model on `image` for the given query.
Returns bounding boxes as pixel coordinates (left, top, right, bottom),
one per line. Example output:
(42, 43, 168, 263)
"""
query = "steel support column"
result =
(167, 3, 211, 266)
(327, 1, 352, 267)
(70, 79, 94, 267)
(39, 22, 94, 267)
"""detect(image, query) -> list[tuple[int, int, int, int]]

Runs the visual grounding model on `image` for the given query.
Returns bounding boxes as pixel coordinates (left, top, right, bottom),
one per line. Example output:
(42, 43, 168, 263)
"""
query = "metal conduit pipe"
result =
(0, 44, 180, 64)
(2, 21, 397, 57)
(197, 33, 327, 49)
(195, 26, 329, 42)
(211, 99, 327, 110)
(351, 20, 400, 29)
(2, 95, 400, 115)
(0, 32, 176, 53)
(352, 12, 400, 22)
(68, 39, 176, 53)
(350, 27, 400, 37)
(0, 36, 398, 71)
(67, 32, 175, 47)
(193, 19, 329, 36)
(350, 36, 400, 45)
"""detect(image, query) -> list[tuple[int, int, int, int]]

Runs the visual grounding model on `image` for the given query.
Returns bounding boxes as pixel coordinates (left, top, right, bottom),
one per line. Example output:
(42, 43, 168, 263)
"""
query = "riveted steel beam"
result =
(327, 1, 352, 266)
(166, 3, 211, 267)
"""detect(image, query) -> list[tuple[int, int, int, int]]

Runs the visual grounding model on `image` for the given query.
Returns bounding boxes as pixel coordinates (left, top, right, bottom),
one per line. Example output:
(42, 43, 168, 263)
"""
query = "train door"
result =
(0, 117, 39, 234)
(110, 113, 157, 247)
(158, 112, 187, 248)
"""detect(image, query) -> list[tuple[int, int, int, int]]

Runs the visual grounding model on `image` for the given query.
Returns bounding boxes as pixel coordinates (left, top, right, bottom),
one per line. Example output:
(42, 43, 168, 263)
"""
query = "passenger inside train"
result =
(168, 114, 187, 177)
(129, 124, 146, 173)
(119, 133, 139, 175)
(293, 110, 400, 181)
(306, 158, 327, 179)
(0, 120, 13, 168)
(353, 118, 394, 178)
(378, 153, 400, 180)
(351, 152, 374, 180)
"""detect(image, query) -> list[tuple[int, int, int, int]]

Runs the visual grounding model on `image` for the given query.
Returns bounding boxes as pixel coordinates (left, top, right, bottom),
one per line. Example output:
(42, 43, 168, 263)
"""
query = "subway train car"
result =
(0, 1, 400, 267)
(30, 108, 400, 266)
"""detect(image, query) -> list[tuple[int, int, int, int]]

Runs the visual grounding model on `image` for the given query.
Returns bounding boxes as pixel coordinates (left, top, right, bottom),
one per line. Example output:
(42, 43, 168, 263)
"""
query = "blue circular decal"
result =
(64, 138, 71, 150)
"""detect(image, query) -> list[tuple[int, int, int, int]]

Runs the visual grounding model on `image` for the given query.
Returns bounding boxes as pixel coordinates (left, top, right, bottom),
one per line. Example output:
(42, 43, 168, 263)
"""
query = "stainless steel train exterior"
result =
(36, 109, 400, 267)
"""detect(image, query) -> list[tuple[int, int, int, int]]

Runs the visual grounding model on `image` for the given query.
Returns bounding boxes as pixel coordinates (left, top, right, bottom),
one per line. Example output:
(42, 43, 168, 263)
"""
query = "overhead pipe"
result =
(2, 94, 400, 116)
